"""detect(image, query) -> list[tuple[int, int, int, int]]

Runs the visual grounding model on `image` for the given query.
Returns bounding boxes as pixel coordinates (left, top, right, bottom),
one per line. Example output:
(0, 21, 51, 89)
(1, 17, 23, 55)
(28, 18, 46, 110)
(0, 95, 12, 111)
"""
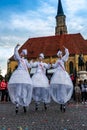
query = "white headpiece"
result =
(57, 50, 62, 57)
(21, 49, 27, 55)
(39, 53, 44, 59)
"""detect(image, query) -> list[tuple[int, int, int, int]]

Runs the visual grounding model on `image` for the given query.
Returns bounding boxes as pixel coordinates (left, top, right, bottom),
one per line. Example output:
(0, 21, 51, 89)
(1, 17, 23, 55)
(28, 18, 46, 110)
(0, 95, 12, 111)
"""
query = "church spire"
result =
(55, 0, 67, 35)
(57, 0, 64, 16)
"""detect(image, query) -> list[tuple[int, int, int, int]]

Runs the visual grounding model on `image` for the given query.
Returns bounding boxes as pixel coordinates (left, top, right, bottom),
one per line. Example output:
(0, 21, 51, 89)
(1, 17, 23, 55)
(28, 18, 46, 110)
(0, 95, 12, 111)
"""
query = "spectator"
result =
(70, 73, 77, 101)
(75, 82, 81, 104)
(0, 78, 7, 102)
(81, 80, 87, 104)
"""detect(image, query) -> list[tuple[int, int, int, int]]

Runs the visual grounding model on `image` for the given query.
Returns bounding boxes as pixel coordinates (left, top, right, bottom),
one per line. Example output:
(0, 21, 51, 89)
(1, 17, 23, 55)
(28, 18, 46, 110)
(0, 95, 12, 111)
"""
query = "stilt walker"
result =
(31, 53, 51, 110)
(50, 46, 73, 112)
(8, 44, 33, 114)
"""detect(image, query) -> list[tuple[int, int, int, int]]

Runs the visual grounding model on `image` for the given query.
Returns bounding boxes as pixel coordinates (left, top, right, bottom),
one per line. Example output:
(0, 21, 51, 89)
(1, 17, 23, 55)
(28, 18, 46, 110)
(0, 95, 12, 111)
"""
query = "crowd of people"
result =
(74, 79, 87, 104)
(1, 44, 86, 115)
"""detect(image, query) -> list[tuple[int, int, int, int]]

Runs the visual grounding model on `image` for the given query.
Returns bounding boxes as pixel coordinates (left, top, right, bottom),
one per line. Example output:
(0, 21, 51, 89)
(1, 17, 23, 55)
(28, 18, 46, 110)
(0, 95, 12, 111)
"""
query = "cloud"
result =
(8, 1, 56, 36)
(65, 0, 87, 13)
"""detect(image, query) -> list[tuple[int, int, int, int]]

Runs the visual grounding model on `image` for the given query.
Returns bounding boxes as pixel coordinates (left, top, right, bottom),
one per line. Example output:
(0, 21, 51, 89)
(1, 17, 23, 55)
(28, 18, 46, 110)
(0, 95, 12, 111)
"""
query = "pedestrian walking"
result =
(50, 46, 73, 112)
(8, 44, 33, 114)
(31, 53, 51, 110)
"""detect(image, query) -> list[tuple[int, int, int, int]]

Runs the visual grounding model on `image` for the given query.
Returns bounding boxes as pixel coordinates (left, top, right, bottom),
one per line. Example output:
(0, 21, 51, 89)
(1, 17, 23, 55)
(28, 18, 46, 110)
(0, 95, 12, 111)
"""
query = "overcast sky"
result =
(0, 0, 87, 76)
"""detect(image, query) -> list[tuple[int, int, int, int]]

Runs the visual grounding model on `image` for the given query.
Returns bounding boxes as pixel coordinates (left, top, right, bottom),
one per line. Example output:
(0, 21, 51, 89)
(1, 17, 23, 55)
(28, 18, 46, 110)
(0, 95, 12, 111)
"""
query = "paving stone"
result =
(0, 101, 87, 130)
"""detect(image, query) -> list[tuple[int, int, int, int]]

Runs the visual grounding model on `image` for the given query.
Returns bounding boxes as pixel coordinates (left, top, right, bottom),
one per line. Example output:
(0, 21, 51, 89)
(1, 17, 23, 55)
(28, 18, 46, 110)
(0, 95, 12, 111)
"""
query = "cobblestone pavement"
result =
(0, 100, 87, 130)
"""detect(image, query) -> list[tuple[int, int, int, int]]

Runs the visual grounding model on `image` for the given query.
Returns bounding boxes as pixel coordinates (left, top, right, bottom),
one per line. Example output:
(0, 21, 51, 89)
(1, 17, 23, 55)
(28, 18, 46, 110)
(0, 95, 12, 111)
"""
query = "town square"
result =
(0, 0, 87, 130)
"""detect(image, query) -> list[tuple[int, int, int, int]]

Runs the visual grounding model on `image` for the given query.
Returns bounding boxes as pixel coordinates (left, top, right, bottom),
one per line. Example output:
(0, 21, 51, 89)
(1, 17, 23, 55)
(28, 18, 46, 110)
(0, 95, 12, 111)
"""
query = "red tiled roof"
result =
(10, 33, 87, 60)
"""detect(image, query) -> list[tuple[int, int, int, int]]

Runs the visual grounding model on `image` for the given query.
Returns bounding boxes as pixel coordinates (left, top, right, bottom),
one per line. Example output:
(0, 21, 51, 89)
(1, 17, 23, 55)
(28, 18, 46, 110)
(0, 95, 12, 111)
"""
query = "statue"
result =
(78, 54, 84, 70)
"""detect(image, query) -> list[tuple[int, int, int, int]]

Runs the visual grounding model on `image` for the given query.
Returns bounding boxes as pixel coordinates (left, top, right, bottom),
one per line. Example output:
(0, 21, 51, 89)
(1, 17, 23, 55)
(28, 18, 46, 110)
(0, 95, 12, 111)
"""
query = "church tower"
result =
(55, 0, 67, 35)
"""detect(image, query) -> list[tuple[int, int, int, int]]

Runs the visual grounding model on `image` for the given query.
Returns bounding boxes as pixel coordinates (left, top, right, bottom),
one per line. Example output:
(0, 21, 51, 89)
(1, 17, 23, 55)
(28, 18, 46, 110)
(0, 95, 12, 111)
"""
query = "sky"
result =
(0, 0, 87, 76)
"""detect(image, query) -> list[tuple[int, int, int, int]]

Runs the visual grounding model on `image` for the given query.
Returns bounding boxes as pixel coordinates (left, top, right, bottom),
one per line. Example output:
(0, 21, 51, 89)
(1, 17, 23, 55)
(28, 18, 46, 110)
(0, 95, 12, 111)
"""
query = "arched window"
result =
(69, 61, 74, 74)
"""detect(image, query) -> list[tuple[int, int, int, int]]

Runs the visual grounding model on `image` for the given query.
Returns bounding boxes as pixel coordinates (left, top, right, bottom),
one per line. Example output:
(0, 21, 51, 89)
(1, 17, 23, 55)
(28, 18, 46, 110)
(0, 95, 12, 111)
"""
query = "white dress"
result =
(50, 48, 73, 104)
(31, 61, 51, 103)
(8, 46, 33, 107)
